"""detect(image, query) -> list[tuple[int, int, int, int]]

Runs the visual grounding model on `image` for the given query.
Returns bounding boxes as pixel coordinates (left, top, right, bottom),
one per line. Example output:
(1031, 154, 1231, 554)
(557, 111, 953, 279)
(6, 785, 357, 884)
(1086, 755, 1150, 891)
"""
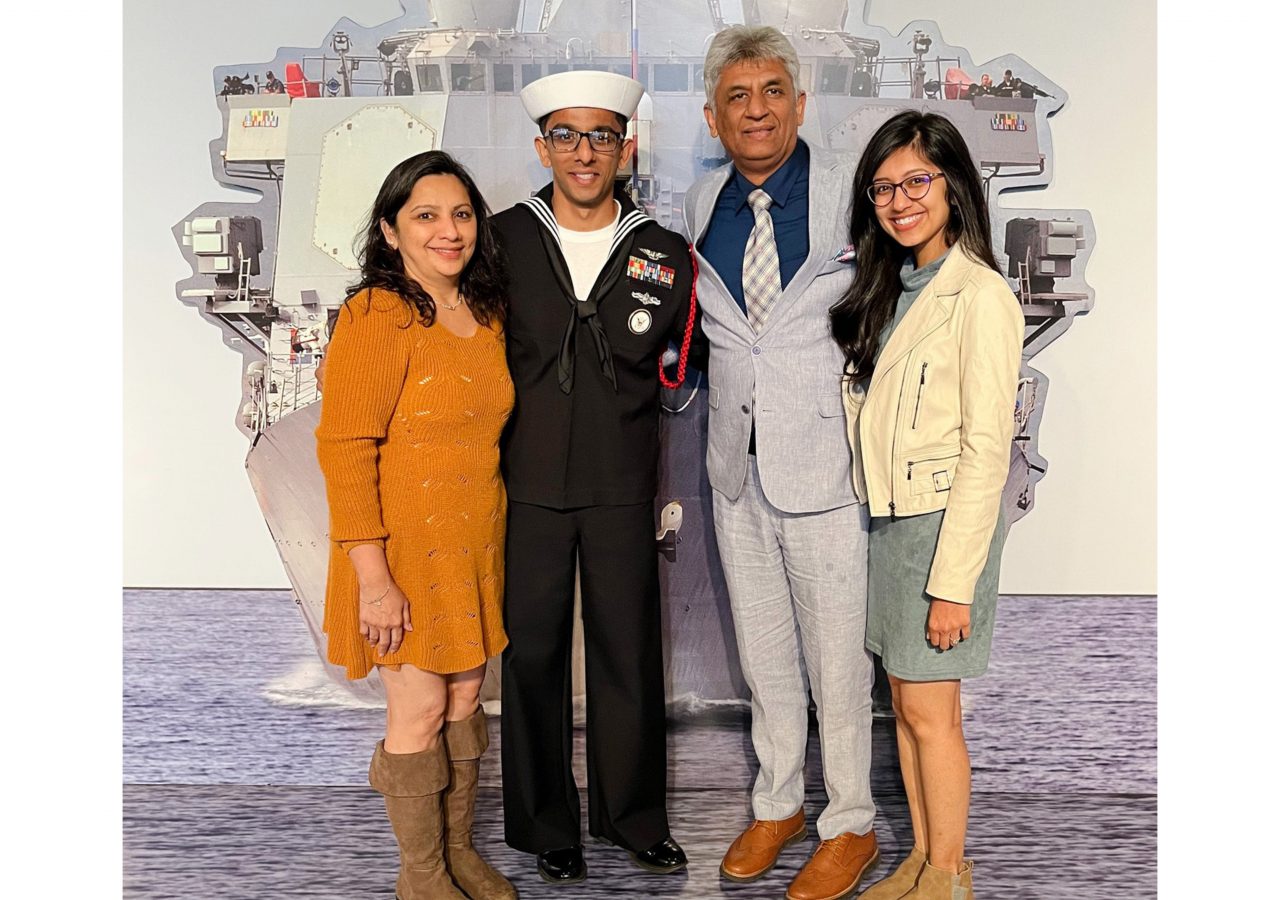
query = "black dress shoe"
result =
(628, 836, 688, 874)
(537, 844, 587, 884)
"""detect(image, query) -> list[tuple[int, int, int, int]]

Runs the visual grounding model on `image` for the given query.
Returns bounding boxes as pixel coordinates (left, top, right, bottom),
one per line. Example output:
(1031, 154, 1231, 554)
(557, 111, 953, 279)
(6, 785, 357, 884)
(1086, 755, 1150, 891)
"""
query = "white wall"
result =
(124, 0, 407, 588)
(124, 0, 1156, 594)
(869, 1, 1157, 595)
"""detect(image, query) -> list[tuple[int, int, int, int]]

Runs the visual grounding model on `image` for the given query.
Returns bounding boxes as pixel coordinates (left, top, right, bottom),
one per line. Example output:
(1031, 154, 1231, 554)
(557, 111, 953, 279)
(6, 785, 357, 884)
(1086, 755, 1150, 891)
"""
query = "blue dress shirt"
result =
(698, 139, 811, 316)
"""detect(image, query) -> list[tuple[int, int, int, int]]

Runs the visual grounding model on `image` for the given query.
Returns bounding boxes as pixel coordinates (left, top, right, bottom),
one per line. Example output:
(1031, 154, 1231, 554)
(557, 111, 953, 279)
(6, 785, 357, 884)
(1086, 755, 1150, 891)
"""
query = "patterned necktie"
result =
(742, 188, 782, 333)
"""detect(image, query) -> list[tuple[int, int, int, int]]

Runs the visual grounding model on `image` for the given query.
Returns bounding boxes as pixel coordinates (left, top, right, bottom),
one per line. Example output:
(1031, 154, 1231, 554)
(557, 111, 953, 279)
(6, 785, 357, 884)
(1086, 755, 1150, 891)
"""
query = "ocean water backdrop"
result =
(124, 590, 1155, 898)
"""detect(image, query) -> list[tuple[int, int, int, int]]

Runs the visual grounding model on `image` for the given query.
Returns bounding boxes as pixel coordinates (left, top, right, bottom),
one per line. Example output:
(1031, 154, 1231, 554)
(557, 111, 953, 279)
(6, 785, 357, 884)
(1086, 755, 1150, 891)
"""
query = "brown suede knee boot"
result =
(442, 709, 516, 900)
(368, 740, 468, 900)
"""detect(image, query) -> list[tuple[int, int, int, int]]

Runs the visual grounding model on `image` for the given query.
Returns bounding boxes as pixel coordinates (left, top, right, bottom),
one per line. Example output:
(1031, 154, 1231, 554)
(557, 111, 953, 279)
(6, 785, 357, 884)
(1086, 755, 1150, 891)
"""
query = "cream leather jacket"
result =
(843, 249, 1024, 605)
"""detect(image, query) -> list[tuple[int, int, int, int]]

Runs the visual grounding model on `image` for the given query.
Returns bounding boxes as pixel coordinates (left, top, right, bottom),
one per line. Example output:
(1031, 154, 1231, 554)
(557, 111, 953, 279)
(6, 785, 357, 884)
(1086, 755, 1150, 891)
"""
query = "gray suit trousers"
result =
(713, 456, 875, 839)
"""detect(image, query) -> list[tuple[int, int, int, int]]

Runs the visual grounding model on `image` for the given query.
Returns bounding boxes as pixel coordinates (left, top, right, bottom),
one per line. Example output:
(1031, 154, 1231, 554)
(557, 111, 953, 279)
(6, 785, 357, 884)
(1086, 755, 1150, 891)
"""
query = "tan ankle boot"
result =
(857, 846, 926, 899)
(902, 861, 970, 900)
(442, 710, 516, 900)
(368, 740, 468, 900)
(959, 859, 974, 899)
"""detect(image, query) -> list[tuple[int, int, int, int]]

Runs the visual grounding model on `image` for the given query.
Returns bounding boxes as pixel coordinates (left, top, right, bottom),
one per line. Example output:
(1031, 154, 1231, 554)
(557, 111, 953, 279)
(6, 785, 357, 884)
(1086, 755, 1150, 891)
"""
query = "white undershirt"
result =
(556, 201, 620, 301)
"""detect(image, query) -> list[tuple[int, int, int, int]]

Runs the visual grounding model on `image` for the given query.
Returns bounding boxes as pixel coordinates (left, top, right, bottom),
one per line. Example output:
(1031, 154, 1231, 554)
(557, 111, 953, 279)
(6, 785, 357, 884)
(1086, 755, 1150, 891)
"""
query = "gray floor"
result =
(124, 782, 1153, 899)
(123, 592, 1156, 899)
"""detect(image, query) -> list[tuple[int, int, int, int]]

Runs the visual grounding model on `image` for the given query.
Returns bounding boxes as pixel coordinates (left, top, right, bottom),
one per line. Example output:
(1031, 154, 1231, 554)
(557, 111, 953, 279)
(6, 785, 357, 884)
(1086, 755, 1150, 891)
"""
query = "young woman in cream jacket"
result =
(829, 111, 1024, 900)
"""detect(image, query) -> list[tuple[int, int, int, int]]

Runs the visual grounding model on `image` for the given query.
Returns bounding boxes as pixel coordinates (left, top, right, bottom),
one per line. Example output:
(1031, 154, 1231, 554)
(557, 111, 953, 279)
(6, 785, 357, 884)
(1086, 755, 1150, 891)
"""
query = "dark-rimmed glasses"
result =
(542, 126, 624, 153)
(868, 173, 945, 207)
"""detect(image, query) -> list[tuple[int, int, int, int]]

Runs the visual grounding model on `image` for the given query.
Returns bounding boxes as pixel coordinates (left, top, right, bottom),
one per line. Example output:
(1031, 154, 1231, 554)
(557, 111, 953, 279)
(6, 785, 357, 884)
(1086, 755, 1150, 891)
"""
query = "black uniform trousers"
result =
(500, 499, 670, 854)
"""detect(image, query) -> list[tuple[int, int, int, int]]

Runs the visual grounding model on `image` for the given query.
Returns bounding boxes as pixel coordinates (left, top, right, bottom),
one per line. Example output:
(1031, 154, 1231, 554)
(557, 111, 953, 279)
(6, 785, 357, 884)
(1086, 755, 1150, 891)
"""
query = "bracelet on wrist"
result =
(361, 584, 392, 607)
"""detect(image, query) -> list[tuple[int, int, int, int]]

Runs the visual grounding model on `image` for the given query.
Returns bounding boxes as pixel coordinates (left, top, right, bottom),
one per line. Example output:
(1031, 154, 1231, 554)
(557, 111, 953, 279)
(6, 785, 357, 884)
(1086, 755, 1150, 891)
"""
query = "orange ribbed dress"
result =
(315, 289, 514, 679)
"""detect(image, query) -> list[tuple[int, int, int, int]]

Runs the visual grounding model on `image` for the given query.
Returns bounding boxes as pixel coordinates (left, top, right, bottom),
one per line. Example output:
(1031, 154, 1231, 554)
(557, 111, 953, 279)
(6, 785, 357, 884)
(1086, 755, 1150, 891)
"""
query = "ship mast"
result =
(707, 0, 727, 31)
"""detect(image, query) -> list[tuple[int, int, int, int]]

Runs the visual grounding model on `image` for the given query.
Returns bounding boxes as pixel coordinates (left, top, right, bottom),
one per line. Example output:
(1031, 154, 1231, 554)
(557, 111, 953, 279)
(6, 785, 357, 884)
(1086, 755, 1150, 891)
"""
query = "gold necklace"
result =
(439, 296, 465, 311)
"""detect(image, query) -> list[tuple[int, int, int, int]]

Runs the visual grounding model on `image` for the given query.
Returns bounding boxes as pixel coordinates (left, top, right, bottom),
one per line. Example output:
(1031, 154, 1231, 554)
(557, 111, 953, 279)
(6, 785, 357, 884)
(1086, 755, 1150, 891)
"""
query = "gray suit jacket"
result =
(684, 143, 860, 514)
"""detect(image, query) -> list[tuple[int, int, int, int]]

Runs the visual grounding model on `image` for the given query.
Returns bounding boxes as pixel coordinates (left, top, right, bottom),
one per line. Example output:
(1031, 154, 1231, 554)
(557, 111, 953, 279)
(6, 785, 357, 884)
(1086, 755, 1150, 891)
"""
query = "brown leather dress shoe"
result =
(785, 829, 880, 900)
(719, 808, 808, 883)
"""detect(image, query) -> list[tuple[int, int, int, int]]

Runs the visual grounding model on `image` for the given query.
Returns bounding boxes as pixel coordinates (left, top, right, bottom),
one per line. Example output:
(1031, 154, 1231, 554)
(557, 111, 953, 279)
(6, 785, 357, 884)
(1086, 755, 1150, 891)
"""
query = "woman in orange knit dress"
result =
(315, 151, 515, 900)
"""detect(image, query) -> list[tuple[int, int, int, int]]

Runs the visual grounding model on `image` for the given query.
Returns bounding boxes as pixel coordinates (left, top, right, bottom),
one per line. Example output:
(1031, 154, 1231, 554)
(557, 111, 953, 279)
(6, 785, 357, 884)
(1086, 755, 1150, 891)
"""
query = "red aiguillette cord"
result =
(659, 242, 698, 390)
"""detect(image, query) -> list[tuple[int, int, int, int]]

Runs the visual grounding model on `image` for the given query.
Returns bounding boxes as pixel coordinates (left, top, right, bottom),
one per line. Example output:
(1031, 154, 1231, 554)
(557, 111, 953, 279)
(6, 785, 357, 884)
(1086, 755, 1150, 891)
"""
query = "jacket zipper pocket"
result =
(911, 362, 928, 430)
(906, 452, 959, 496)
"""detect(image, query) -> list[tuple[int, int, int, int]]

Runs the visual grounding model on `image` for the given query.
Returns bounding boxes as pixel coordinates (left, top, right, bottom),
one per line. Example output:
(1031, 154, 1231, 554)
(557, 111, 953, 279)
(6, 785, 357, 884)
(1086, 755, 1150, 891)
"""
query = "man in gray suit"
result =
(684, 25, 878, 900)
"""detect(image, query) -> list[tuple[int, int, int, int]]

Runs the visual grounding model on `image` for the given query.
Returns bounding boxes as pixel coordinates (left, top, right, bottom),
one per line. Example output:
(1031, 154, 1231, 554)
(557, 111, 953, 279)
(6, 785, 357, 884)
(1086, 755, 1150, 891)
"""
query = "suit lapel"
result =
(690, 165, 731, 247)
(690, 164, 753, 333)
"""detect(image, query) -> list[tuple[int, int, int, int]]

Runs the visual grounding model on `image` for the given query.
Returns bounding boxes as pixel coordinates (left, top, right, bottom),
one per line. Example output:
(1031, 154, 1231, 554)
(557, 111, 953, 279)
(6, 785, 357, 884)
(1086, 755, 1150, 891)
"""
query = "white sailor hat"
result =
(520, 70, 645, 123)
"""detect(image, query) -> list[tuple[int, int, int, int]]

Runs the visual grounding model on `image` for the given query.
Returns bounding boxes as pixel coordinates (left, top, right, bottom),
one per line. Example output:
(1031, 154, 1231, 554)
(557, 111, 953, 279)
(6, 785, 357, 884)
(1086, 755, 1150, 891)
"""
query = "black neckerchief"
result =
(518, 183, 653, 394)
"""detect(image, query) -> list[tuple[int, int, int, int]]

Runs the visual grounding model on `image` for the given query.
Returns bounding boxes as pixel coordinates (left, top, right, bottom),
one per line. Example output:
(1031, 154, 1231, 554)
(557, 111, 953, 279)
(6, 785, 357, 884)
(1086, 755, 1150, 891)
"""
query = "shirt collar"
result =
(730, 138, 810, 212)
(536, 179, 639, 218)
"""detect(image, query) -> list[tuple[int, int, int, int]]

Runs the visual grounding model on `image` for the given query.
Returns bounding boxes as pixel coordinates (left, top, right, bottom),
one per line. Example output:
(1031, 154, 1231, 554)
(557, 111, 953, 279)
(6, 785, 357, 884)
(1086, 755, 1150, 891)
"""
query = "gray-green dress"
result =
(864, 251, 1006, 681)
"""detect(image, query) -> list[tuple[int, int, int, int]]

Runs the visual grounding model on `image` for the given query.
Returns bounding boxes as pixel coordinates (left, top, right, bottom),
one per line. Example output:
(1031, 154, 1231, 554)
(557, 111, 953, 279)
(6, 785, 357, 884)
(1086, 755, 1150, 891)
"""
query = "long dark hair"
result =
(345, 151, 508, 329)
(829, 111, 998, 380)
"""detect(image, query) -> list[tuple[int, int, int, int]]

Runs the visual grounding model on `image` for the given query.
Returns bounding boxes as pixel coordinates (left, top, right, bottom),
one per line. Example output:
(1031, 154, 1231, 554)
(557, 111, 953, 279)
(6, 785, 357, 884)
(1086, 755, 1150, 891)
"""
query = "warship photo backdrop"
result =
(172, 0, 1096, 707)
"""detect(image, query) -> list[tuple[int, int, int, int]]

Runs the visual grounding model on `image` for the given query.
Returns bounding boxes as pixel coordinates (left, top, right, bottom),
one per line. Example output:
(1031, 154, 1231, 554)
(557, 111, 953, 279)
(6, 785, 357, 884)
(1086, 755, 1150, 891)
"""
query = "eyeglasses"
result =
(868, 173, 945, 207)
(542, 126, 624, 153)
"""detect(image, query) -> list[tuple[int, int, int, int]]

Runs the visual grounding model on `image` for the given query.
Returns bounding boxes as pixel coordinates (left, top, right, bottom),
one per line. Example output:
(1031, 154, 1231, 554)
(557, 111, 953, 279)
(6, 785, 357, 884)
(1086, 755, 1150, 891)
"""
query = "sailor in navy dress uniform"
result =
(492, 70, 705, 884)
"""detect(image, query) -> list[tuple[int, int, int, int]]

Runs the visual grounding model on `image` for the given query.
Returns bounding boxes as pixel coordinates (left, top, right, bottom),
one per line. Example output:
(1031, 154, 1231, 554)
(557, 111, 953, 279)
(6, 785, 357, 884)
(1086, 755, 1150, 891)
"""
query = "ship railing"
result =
(872, 55, 963, 97)
(982, 157, 1047, 202)
(397, 55, 712, 98)
(285, 48, 771, 99)
(263, 362, 321, 425)
(299, 53, 400, 97)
